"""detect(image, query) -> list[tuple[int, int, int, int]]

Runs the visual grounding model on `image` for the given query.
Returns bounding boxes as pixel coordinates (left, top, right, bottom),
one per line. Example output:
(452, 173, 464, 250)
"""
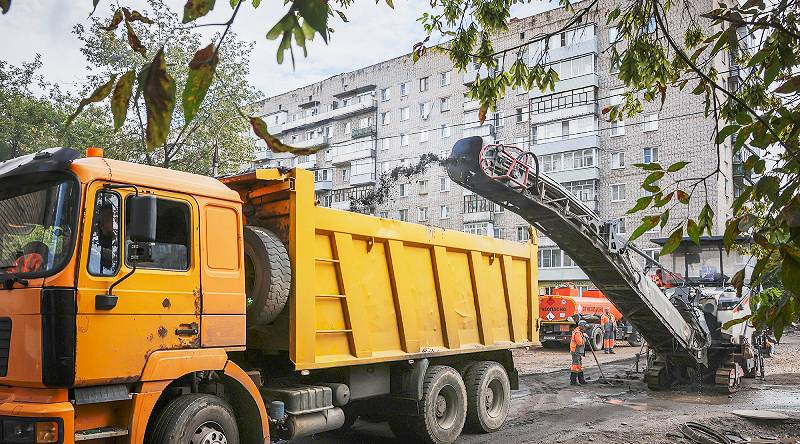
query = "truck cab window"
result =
(126, 197, 190, 271)
(87, 191, 120, 276)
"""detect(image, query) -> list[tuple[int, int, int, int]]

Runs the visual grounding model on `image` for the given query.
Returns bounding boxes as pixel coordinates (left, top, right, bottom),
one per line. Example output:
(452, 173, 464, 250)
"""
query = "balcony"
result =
(331, 98, 377, 119)
(330, 200, 351, 211)
(314, 180, 333, 191)
(295, 159, 316, 170)
(463, 98, 481, 111)
(530, 73, 599, 98)
(532, 134, 600, 155)
(538, 267, 589, 283)
(542, 38, 598, 64)
(352, 126, 376, 139)
(293, 135, 329, 150)
(350, 171, 376, 186)
(463, 124, 494, 138)
(530, 103, 598, 125)
(463, 195, 497, 223)
(547, 166, 600, 183)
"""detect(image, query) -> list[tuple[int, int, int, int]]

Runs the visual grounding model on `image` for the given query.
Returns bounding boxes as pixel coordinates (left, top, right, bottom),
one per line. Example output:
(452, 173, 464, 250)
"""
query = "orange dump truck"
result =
(539, 287, 642, 350)
(0, 148, 538, 444)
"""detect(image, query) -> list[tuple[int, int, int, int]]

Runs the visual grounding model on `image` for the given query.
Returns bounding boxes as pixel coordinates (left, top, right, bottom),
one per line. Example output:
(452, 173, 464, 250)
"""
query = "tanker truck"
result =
(539, 287, 642, 350)
(0, 147, 539, 444)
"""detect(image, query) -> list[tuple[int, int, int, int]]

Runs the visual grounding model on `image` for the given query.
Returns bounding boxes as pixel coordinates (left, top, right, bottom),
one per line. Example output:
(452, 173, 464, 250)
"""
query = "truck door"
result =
(75, 182, 201, 386)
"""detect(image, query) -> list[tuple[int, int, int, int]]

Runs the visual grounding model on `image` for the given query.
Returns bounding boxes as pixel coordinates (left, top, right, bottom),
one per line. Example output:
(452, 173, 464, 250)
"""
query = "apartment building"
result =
(250, 0, 740, 293)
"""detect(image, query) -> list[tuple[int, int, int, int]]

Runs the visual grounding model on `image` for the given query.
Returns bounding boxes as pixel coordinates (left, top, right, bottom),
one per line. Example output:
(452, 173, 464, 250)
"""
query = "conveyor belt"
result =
(447, 137, 709, 367)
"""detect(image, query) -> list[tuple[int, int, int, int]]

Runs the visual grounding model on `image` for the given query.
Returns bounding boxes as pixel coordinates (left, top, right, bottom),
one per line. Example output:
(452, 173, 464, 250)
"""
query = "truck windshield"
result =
(0, 174, 79, 279)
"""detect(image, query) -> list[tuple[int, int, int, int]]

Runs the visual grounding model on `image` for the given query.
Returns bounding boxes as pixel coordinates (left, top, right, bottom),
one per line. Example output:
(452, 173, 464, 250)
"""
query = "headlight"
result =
(3, 420, 34, 443)
(1, 419, 60, 443)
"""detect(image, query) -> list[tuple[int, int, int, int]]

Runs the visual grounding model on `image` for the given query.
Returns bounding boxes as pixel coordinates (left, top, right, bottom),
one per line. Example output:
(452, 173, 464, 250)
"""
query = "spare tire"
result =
(243, 226, 291, 326)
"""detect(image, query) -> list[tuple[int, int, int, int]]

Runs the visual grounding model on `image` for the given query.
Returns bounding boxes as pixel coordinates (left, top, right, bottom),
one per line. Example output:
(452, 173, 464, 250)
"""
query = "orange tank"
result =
(539, 288, 622, 322)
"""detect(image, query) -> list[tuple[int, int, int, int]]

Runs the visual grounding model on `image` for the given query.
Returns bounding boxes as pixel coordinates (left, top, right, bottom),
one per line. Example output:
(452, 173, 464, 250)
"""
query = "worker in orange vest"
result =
(600, 308, 617, 354)
(570, 320, 588, 386)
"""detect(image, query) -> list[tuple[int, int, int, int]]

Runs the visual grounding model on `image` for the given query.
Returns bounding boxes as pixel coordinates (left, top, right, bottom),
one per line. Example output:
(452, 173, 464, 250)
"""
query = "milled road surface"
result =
(297, 333, 800, 443)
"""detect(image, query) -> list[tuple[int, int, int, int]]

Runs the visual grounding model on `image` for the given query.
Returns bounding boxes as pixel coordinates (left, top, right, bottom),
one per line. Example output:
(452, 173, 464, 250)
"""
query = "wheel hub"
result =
(435, 394, 447, 418)
(191, 424, 228, 444)
(484, 389, 494, 410)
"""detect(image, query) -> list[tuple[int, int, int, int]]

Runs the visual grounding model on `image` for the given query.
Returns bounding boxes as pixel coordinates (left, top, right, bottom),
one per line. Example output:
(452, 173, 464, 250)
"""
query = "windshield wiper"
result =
(1, 276, 28, 289)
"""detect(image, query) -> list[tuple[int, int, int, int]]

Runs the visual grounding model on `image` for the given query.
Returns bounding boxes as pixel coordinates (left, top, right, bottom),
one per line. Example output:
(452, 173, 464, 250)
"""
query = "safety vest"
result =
(601, 314, 616, 331)
(569, 327, 585, 353)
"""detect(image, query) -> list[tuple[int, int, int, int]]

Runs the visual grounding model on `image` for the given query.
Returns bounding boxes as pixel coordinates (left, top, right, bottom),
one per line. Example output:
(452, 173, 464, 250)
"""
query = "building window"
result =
(530, 86, 595, 114)
(440, 177, 450, 192)
(418, 207, 428, 222)
(608, 27, 619, 43)
(545, 54, 595, 80)
(538, 248, 563, 268)
(563, 179, 596, 202)
(440, 71, 451, 87)
(419, 76, 430, 92)
(399, 183, 408, 197)
(400, 107, 410, 121)
(517, 226, 530, 242)
(533, 115, 597, 144)
(381, 111, 391, 125)
(440, 96, 451, 112)
(344, 122, 352, 134)
(398, 209, 409, 221)
(378, 211, 388, 218)
(611, 151, 625, 169)
(341, 167, 349, 181)
(644, 249, 660, 263)
(610, 87, 625, 106)
(643, 147, 659, 164)
(614, 218, 627, 234)
(539, 149, 595, 173)
(611, 119, 625, 137)
(440, 205, 449, 219)
(494, 227, 504, 239)
(418, 180, 428, 194)
(400, 82, 409, 97)
(516, 108, 525, 123)
(493, 111, 504, 127)
(440, 124, 451, 138)
(400, 133, 409, 146)
(419, 102, 431, 119)
(643, 113, 659, 132)
(381, 87, 391, 101)
(314, 168, 331, 182)
(611, 183, 626, 202)
(420, 129, 429, 142)
(463, 222, 490, 237)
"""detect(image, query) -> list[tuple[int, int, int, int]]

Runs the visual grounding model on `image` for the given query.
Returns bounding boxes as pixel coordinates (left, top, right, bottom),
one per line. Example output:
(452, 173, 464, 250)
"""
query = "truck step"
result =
(75, 427, 129, 441)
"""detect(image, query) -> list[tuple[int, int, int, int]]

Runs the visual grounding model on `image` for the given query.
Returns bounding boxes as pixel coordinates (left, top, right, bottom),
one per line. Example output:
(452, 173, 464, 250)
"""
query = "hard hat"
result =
(578, 320, 589, 328)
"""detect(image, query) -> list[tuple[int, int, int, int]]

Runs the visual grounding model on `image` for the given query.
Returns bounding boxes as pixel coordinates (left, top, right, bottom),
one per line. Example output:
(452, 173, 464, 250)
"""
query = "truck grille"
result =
(0, 318, 10, 376)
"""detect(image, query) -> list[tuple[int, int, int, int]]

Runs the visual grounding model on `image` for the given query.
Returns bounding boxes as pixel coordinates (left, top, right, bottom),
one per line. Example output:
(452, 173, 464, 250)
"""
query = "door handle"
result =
(176, 323, 198, 336)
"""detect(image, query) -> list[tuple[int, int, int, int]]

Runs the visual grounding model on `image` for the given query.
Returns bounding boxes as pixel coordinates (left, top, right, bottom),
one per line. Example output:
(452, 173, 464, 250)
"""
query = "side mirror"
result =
(128, 195, 156, 243)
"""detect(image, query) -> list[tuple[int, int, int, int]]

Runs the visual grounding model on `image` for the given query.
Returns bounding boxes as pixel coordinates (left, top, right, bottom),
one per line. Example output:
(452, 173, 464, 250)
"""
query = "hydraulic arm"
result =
(447, 137, 711, 369)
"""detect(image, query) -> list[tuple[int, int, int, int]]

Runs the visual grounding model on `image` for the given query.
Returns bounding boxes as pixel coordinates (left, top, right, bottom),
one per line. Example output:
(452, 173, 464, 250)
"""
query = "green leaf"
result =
(183, 44, 218, 125)
(716, 124, 740, 144)
(91, 0, 100, 15)
(125, 20, 147, 57)
(385, 0, 394, 8)
(780, 195, 800, 227)
(252, 0, 261, 7)
(667, 161, 690, 172)
(660, 210, 670, 229)
(250, 116, 327, 155)
(643, 171, 664, 187)
(111, 70, 135, 131)
(633, 162, 663, 171)
(754, 176, 780, 200)
(774, 74, 800, 94)
(687, 219, 701, 245)
(781, 251, 800, 296)
(630, 215, 660, 241)
(1, 0, 11, 14)
(723, 218, 741, 252)
(732, 186, 752, 214)
(722, 315, 751, 330)
(66, 74, 117, 126)
(183, 0, 216, 24)
(296, 0, 329, 43)
(661, 227, 684, 256)
(627, 195, 653, 214)
(142, 48, 177, 150)
(676, 190, 689, 205)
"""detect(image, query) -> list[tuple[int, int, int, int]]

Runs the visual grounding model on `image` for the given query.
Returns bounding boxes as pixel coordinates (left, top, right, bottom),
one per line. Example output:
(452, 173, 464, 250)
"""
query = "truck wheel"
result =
(243, 226, 291, 326)
(464, 361, 510, 433)
(411, 365, 467, 444)
(147, 394, 239, 444)
(627, 329, 643, 347)
(589, 326, 603, 351)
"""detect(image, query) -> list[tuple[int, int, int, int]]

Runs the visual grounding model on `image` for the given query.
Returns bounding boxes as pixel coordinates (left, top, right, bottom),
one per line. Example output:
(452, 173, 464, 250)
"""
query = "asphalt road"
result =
(295, 334, 800, 443)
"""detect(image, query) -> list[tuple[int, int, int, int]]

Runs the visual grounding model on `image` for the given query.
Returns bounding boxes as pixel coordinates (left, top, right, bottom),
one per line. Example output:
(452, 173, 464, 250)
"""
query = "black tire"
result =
(147, 394, 239, 444)
(410, 365, 467, 444)
(243, 226, 291, 326)
(589, 326, 603, 351)
(464, 361, 510, 433)
(339, 404, 360, 432)
(627, 328, 643, 347)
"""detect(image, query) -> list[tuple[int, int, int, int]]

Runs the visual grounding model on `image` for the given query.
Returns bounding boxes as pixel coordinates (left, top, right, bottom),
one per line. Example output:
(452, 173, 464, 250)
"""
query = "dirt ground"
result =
(297, 331, 800, 443)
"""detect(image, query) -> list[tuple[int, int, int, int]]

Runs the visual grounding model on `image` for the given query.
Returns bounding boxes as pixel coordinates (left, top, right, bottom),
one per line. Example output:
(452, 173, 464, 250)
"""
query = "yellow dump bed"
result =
(224, 168, 539, 370)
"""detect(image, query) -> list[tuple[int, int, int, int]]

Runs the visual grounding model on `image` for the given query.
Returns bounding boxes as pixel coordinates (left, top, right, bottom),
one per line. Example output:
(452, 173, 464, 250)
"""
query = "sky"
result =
(0, 0, 558, 98)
